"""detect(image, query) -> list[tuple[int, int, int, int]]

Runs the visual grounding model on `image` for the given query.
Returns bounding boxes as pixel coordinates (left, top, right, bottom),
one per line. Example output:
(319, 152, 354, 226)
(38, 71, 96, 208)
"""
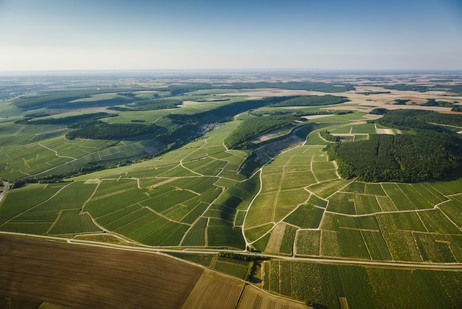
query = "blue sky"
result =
(0, 0, 461, 71)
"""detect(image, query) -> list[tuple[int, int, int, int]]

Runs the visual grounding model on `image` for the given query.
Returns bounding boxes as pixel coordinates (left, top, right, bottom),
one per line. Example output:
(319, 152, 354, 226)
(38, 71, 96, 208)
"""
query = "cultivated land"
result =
(0, 72, 461, 308)
(0, 235, 306, 309)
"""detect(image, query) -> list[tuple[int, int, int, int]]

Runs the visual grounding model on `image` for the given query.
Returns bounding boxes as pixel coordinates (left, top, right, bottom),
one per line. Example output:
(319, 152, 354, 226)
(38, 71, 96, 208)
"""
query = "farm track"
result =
(1, 231, 461, 270)
(0, 182, 9, 204)
(38, 142, 77, 160)
(0, 182, 73, 228)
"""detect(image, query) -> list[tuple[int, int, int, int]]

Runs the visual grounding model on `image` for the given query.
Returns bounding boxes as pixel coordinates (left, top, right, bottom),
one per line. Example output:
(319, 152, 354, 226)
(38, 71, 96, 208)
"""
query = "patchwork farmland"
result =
(1, 73, 462, 308)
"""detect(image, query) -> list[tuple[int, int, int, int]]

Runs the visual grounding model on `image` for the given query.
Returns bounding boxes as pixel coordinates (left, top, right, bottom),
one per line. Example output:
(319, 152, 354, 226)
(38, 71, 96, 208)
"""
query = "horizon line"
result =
(1, 68, 462, 75)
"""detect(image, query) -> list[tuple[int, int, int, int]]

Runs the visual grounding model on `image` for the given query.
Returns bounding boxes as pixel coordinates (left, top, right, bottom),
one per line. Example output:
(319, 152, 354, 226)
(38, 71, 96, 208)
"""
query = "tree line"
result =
(66, 121, 167, 140)
(110, 98, 182, 111)
(15, 112, 114, 126)
(271, 95, 349, 107)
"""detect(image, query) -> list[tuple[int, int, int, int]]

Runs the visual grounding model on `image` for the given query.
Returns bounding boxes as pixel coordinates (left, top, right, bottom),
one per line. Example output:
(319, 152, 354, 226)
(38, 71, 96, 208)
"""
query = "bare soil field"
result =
(265, 223, 286, 254)
(375, 128, 394, 134)
(182, 270, 244, 309)
(222, 86, 462, 115)
(341, 86, 462, 111)
(302, 114, 335, 120)
(0, 235, 203, 308)
(150, 177, 180, 189)
(238, 285, 307, 309)
(222, 88, 330, 98)
(0, 235, 306, 309)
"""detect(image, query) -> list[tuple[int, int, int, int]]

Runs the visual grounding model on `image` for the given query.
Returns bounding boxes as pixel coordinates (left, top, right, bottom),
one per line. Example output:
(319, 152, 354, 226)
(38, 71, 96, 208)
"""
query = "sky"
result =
(0, 0, 461, 71)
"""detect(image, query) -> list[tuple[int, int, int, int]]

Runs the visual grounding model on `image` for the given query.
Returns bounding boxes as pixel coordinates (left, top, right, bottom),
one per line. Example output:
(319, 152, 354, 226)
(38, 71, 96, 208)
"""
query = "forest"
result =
(326, 133, 461, 182)
(326, 110, 462, 182)
(377, 109, 462, 129)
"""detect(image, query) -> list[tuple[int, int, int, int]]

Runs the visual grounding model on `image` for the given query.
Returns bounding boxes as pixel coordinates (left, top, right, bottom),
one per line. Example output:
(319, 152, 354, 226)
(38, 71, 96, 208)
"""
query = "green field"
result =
(1, 75, 461, 308)
(265, 260, 462, 309)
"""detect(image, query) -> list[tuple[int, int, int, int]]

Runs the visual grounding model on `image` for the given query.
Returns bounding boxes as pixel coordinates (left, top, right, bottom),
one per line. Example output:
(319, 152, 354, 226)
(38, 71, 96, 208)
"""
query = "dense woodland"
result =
(327, 133, 461, 182)
(327, 110, 462, 182)
(224, 115, 295, 149)
(377, 109, 462, 129)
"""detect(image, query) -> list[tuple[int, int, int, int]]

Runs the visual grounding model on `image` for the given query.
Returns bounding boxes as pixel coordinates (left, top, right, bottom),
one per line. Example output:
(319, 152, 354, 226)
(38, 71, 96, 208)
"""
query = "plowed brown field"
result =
(0, 235, 202, 308)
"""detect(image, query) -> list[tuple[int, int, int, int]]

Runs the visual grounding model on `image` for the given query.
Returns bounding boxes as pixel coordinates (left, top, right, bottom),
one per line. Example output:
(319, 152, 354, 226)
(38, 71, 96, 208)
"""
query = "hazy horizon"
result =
(1, 0, 461, 71)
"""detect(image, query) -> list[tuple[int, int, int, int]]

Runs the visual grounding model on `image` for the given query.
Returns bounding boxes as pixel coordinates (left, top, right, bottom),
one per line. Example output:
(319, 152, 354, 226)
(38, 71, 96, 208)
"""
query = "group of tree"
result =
(357, 91, 391, 95)
(15, 112, 114, 126)
(217, 252, 268, 283)
(110, 98, 182, 111)
(320, 130, 341, 142)
(452, 105, 462, 112)
(162, 81, 355, 95)
(326, 110, 462, 182)
(369, 108, 388, 115)
(224, 115, 296, 149)
(421, 98, 462, 112)
(233, 81, 354, 92)
(422, 98, 453, 108)
(377, 109, 462, 129)
(393, 99, 411, 105)
(66, 121, 167, 140)
(168, 96, 296, 125)
(271, 95, 349, 107)
(326, 133, 461, 182)
(381, 83, 462, 94)
(12, 91, 137, 110)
